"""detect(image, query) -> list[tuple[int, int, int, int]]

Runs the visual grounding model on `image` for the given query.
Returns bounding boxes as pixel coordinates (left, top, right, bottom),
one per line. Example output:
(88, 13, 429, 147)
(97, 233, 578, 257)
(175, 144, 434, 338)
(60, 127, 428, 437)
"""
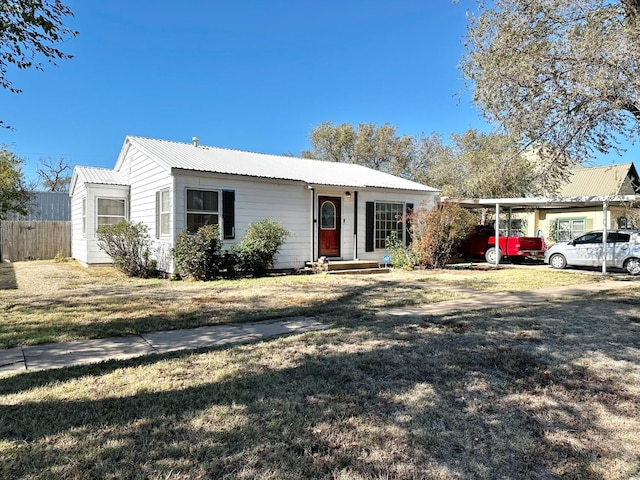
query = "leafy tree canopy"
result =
(414, 130, 539, 198)
(0, 0, 77, 127)
(303, 122, 539, 198)
(0, 146, 30, 219)
(301, 121, 414, 176)
(461, 0, 640, 189)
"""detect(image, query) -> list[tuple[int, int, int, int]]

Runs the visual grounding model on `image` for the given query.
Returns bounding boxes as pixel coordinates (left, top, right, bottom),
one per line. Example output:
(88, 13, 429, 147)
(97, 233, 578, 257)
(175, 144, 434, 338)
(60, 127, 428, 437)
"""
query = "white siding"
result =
(70, 182, 87, 264)
(85, 185, 130, 264)
(174, 173, 311, 270)
(117, 144, 173, 270)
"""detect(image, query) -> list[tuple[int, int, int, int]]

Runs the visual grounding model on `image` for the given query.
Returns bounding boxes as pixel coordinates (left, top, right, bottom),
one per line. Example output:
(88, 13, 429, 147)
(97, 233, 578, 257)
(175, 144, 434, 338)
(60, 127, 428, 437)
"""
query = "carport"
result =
(448, 194, 640, 274)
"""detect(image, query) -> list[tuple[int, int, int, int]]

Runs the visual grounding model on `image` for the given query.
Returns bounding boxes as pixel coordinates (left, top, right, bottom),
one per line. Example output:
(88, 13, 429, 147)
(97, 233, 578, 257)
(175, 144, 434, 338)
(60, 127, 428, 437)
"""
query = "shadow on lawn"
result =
(0, 262, 17, 289)
(1, 292, 639, 479)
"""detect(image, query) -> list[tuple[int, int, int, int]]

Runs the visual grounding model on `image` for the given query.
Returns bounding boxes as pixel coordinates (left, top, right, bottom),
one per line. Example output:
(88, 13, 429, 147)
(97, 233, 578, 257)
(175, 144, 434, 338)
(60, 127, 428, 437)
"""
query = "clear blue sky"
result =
(0, 0, 631, 183)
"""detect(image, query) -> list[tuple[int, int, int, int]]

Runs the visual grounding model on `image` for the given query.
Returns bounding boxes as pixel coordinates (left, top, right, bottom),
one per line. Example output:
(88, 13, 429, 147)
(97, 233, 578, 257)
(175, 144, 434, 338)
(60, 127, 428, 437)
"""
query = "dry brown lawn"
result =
(0, 260, 638, 479)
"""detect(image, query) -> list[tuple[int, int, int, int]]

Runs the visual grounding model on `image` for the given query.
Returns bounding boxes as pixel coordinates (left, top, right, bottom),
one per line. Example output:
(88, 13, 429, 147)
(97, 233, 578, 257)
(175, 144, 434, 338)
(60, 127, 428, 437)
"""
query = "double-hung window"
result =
(186, 189, 219, 233)
(82, 198, 86, 235)
(556, 218, 585, 242)
(375, 202, 404, 249)
(96, 198, 126, 229)
(157, 189, 171, 238)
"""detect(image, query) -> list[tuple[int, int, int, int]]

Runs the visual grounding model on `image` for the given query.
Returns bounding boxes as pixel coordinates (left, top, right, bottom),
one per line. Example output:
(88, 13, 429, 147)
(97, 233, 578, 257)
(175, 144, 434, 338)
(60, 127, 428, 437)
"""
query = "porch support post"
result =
(602, 199, 608, 275)
(494, 202, 500, 267)
(353, 191, 358, 260)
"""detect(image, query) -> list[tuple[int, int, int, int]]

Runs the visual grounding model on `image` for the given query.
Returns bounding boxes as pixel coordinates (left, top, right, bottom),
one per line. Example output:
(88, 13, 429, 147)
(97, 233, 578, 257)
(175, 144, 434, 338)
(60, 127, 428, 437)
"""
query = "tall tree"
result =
(302, 121, 415, 176)
(460, 0, 640, 189)
(413, 130, 539, 198)
(36, 156, 72, 192)
(0, 1, 77, 127)
(0, 147, 30, 219)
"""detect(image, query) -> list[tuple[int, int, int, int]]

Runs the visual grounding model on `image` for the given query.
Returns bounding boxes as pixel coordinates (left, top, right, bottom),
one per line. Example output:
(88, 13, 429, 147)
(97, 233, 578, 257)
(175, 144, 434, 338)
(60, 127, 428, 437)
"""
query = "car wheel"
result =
(549, 253, 567, 270)
(624, 257, 640, 275)
(485, 247, 502, 264)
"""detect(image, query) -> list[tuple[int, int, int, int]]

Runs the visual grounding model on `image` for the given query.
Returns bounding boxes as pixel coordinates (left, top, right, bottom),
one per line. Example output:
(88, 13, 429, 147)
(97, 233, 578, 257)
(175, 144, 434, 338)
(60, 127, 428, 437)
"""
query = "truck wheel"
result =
(485, 247, 502, 264)
(624, 257, 640, 275)
(549, 253, 567, 270)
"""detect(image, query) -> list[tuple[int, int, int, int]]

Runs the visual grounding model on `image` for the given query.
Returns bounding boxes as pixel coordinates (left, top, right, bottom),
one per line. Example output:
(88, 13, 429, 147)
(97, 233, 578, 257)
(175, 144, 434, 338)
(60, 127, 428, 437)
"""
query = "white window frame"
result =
(157, 189, 171, 238)
(375, 201, 405, 249)
(186, 189, 220, 233)
(96, 197, 127, 230)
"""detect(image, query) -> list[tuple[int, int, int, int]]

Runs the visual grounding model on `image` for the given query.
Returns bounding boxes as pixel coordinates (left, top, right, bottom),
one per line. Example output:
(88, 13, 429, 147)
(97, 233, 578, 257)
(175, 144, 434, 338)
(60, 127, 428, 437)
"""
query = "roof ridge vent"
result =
(192, 136, 199, 147)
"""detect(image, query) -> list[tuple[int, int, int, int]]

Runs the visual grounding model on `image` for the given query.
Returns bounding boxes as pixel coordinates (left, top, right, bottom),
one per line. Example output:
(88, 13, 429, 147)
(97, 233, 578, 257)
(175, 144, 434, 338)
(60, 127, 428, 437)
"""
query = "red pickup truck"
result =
(460, 225, 545, 264)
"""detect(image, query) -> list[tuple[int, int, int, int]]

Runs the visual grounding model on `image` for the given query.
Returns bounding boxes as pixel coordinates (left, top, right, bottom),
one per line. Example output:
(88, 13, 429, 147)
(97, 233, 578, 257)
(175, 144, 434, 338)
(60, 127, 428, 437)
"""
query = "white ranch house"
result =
(70, 136, 439, 272)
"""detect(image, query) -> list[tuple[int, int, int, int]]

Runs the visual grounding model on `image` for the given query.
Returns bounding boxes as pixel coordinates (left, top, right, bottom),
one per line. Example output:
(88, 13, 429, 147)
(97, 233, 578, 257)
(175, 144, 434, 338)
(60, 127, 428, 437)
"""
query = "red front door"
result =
(319, 196, 341, 257)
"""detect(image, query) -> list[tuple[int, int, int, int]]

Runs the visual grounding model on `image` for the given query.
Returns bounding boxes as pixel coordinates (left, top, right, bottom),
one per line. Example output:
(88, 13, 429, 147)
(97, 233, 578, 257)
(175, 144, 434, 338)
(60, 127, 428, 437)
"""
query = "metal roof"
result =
(73, 166, 128, 186)
(557, 163, 639, 196)
(124, 136, 438, 192)
(448, 195, 640, 210)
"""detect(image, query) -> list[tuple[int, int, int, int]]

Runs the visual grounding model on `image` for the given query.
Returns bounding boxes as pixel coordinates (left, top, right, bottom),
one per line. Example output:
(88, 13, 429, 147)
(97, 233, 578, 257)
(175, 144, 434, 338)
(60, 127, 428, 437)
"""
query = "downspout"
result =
(602, 199, 608, 275)
(353, 190, 358, 260)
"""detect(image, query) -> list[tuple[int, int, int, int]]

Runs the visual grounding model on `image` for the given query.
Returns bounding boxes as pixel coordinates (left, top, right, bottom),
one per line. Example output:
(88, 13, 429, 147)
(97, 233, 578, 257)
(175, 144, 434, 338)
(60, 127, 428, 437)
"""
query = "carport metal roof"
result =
(446, 195, 640, 274)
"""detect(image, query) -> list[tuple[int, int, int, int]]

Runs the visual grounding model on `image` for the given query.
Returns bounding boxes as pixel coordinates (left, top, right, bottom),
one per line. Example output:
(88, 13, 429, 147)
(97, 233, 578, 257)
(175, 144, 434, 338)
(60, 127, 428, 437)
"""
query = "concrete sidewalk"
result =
(0, 317, 329, 377)
(0, 278, 635, 377)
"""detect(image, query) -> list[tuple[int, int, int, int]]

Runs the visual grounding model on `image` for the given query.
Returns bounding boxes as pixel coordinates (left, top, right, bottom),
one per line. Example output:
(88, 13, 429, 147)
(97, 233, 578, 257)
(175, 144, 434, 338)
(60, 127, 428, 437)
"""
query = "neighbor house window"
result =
(82, 198, 86, 235)
(157, 189, 171, 238)
(375, 202, 404, 249)
(186, 189, 219, 232)
(556, 218, 585, 242)
(96, 198, 126, 229)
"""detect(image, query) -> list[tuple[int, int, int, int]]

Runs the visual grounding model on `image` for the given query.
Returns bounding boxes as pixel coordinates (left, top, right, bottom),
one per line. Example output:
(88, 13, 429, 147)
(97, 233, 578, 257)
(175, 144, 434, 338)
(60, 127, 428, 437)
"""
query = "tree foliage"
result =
(302, 121, 414, 176)
(37, 156, 72, 192)
(0, 146, 30, 219)
(461, 0, 640, 189)
(302, 122, 539, 198)
(414, 130, 539, 198)
(0, 1, 77, 127)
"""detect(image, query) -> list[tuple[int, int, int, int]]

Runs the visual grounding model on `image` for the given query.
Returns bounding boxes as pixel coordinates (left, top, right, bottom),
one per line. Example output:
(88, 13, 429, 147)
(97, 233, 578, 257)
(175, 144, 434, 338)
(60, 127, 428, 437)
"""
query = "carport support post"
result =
(602, 200, 608, 275)
(494, 202, 500, 267)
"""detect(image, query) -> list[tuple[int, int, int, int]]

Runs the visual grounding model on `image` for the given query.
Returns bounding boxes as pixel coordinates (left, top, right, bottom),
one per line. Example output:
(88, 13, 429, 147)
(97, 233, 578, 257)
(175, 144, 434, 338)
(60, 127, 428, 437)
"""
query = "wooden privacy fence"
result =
(0, 221, 71, 262)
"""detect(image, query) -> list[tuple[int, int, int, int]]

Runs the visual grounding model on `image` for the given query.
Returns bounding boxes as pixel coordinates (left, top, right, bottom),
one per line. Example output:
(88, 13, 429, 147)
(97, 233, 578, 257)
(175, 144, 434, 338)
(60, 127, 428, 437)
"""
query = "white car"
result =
(544, 229, 640, 275)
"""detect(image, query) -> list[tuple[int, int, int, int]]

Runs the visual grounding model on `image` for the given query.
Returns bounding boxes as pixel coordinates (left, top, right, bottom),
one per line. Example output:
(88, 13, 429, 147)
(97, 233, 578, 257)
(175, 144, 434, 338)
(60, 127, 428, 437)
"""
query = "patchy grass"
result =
(411, 266, 604, 291)
(0, 282, 639, 479)
(0, 261, 472, 349)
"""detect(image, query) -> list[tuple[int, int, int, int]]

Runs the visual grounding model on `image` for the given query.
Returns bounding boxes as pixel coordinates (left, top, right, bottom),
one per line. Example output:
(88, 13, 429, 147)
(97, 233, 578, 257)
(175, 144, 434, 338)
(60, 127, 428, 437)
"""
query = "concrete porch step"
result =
(326, 267, 390, 275)
(327, 260, 379, 271)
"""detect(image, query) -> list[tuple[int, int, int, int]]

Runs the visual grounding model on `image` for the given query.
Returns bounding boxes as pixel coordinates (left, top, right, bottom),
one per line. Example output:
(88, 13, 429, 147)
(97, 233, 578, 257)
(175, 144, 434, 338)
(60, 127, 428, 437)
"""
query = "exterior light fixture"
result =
(345, 191, 352, 199)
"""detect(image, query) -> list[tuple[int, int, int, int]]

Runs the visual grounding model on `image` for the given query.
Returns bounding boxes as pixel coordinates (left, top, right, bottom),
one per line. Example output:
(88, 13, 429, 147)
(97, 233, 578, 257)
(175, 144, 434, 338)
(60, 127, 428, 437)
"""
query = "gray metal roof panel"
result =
(74, 166, 128, 186)
(127, 136, 438, 192)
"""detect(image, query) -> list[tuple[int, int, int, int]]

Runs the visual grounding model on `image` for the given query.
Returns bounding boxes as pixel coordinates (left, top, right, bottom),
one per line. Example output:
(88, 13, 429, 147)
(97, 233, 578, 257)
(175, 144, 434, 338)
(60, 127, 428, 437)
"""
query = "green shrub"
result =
(96, 221, 156, 278)
(171, 224, 223, 280)
(410, 202, 476, 269)
(236, 219, 289, 277)
(385, 231, 417, 270)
